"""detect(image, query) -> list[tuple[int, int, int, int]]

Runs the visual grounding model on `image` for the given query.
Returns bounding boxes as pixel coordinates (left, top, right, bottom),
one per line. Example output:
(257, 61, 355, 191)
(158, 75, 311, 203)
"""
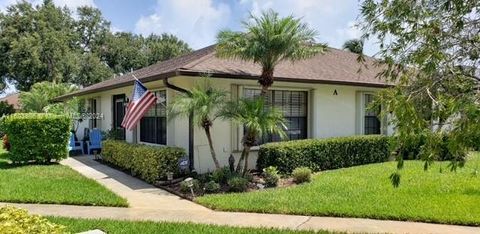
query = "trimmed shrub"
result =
(0, 113, 71, 163)
(211, 167, 233, 184)
(0, 206, 65, 233)
(180, 178, 201, 193)
(292, 167, 312, 183)
(204, 181, 221, 194)
(258, 135, 390, 173)
(263, 166, 280, 187)
(102, 140, 185, 183)
(227, 176, 248, 192)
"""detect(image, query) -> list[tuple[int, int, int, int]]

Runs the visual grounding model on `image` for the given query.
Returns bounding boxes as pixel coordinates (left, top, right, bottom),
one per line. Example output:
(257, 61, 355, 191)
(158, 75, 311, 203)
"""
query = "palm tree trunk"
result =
(236, 145, 248, 173)
(259, 68, 274, 96)
(204, 126, 221, 169)
(242, 146, 251, 176)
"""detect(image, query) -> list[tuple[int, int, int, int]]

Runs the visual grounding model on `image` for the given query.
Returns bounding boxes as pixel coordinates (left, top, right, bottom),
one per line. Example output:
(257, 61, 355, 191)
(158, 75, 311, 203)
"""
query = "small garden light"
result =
(166, 172, 174, 184)
(184, 177, 195, 197)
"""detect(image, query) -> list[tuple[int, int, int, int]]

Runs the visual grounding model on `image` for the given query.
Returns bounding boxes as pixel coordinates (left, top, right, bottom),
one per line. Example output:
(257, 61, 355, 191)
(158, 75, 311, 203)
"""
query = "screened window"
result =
(244, 88, 308, 144)
(363, 93, 381, 135)
(140, 90, 167, 144)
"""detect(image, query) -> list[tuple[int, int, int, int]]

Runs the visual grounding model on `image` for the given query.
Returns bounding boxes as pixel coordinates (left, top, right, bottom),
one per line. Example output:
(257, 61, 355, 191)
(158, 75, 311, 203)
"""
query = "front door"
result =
(112, 94, 126, 140)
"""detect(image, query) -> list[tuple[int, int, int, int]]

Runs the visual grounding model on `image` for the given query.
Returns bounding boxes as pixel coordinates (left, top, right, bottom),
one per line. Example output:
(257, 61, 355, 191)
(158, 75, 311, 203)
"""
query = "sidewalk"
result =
(5, 155, 477, 234)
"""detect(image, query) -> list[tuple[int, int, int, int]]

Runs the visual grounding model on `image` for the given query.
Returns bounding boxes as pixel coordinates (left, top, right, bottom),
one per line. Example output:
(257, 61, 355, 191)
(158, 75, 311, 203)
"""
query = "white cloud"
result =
(238, 0, 378, 55)
(52, 0, 95, 10)
(335, 21, 362, 41)
(135, 0, 231, 49)
(110, 25, 123, 33)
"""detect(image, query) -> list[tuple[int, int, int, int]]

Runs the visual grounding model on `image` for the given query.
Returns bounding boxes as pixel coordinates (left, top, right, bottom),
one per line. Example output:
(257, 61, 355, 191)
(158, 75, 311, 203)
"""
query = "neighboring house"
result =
(0, 93, 21, 111)
(55, 45, 393, 173)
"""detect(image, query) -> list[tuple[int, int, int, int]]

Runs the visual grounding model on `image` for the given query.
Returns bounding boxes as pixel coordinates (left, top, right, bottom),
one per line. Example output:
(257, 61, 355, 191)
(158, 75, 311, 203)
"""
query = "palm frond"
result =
(168, 77, 227, 128)
(343, 39, 364, 54)
(215, 9, 326, 71)
(220, 98, 287, 143)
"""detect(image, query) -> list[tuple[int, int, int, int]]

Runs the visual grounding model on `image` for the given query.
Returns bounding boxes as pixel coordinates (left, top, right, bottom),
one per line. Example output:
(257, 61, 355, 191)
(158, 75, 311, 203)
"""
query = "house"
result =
(0, 93, 21, 111)
(55, 45, 393, 173)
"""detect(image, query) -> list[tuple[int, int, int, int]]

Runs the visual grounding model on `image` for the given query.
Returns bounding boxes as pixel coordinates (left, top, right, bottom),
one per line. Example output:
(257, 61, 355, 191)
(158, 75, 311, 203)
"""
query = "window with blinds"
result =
(140, 90, 167, 144)
(244, 88, 308, 144)
(363, 93, 381, 135)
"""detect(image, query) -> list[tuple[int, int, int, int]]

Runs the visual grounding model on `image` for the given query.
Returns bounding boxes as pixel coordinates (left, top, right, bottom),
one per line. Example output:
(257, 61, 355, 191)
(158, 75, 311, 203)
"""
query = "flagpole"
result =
(132, 74, 140, 82)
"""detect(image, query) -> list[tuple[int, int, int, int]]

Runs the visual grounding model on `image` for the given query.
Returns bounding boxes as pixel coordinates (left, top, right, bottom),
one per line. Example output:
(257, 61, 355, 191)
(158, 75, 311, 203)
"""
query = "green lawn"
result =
(49, 217, 333, 234)
(0, 150, 128, 207)
(197, 153, 480, 226)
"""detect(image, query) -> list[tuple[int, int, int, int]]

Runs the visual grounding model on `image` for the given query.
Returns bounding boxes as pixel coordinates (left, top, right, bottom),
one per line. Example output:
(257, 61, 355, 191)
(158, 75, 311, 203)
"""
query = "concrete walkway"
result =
(4, 156, 478, 234)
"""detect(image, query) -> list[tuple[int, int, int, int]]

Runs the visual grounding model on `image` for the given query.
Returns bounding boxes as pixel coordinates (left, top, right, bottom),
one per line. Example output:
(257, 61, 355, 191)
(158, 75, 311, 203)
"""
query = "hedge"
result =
(257, 135, 390, 173)
(102, 140, 186, 183)
(0, 113, 71, 163)
(0, 206, 65, 233)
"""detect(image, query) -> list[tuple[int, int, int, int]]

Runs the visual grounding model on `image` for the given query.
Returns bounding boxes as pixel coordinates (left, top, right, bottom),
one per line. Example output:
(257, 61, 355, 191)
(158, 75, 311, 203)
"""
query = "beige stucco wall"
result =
(75, 76, 391, 173)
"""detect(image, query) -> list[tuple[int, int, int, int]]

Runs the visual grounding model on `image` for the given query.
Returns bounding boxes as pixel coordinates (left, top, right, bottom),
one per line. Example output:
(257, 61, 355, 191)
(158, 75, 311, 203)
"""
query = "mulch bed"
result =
(86, 156, 297, 200)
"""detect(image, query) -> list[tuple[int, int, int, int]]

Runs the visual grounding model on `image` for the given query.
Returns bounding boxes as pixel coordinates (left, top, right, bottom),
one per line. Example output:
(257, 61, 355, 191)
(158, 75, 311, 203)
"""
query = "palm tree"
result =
(216, 10, 327, 96)
(342, 39, 364, 54)
(19, 81, 78, 112)
(220, 98, 287, 175)
(169, 78, 227, 169)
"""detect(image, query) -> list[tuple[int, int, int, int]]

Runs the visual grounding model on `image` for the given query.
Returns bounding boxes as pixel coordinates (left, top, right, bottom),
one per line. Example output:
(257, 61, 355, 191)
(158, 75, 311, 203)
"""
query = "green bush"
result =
(0, 113, 71, 163)
(258, 135, 390, 173)
(103, 128, 125, 140)
(292, 167, 312, 183)
(102, 140, 185, 183)
(0, 101, 15, 117)
(227, 176, 248, 192)
(0, 206, 65, 233)
(263, 166, 280, 187)
(395, 134, 457, 161)
(211, 167, 233, 184)
(180, 178, 201, 194)
(204, 181, 221, 194)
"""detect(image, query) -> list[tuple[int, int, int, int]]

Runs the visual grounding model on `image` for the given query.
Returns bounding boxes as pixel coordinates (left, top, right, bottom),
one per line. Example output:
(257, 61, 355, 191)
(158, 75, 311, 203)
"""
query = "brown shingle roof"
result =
(0, 93, 20, 110)
(56, 45, 389, 100)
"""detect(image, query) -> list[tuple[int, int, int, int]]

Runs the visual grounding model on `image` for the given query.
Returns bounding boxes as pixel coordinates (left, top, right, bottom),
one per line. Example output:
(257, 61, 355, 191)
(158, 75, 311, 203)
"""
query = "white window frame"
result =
(358, 92, 384, 135)
(235, 85, 311, 150)
(137, 88, 168, 146)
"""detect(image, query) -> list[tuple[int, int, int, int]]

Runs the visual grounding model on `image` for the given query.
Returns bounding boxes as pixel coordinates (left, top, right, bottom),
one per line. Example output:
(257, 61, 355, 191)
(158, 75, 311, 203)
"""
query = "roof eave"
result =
(53, 71, 179, 101)
(177, 70, 393, 88)
(54, 70, 392, 102)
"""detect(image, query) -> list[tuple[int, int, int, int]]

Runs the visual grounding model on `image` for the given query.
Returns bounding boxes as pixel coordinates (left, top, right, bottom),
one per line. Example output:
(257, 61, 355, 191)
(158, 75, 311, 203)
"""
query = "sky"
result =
(0, 0, 376, 53)
(0, 0, 378, 95)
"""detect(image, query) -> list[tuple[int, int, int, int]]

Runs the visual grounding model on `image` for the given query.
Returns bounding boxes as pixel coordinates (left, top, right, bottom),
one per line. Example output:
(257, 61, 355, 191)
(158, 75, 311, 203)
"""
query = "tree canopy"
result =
(359, 0, 480, 185)
(0, 0, 192, 92)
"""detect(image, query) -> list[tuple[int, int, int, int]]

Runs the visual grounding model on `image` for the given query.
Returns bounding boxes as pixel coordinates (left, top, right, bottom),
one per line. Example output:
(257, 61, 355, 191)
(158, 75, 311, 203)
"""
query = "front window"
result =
(244, 88, 308, 144)
(363, 93, 381, 135)
(140, 90, 167, 144)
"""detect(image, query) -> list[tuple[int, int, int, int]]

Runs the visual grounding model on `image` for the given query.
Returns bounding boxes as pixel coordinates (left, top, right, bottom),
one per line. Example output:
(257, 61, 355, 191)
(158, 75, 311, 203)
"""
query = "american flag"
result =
(121, 80, 157, 130)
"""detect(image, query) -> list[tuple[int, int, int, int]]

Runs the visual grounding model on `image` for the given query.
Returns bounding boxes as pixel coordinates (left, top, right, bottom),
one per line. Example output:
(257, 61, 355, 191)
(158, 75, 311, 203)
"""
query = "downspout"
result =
(163, 76, 195, 172)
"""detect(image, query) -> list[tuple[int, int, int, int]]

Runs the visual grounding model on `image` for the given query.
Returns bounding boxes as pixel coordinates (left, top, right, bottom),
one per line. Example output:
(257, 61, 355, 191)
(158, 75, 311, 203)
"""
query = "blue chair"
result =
(68, 132, 83, 154)
(86, 128, 102, 157)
